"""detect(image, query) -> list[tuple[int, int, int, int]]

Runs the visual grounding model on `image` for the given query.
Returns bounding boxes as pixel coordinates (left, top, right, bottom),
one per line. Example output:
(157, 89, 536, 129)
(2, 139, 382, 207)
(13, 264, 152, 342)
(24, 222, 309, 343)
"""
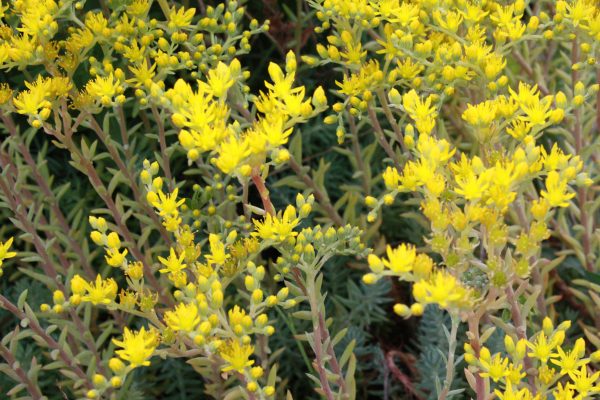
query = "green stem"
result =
(305, 270, 337, 400)
(288, 156, 344, 226)
(275, 306, 314, 375)
(438, 314, 459, 400)
(367, 104, 401, 171)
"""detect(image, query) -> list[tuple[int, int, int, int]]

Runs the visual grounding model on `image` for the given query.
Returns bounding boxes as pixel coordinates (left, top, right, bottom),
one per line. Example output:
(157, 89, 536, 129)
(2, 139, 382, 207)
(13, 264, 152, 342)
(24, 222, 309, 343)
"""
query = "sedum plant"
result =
(0, 0, 363, 398)
(303, 0, 600, 398)
(0, 0, 599, 399)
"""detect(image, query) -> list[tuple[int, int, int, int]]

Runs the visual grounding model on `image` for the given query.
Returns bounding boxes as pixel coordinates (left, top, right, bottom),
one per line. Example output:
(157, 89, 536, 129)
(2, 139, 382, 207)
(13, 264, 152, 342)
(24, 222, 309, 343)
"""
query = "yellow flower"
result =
(264, 59, 294, 99)
(228, 305, 252, 335)
(205, 60, 239, 99)
(81, 274, 118, 305)
(164, 302, 200, 333)
(253, 205, 299, 242)
(126, 0, 150, 17)
(214, 136, 250, 174)
(86, 73, 123, 105)
(479, 353, 510, 382)
(402, 90, 437, 135)
(13, 76, 52, 117)
(382, 167, 401, 189)
(85, 12, 109, 35)
(17, 0, 58, 39)
(509, 82, 541, 108)
(506, 363, 526, 385)
(128, 59, 156, 89)
(551, 338, 587, 376)
(566, 0, 597, 27)
(415, 134, 455, 167)
(382, 243, 416, 274)
(455, 171, 490, 201)
(219, 340, 254, 373)
(541, 171, 575, 208)
(105, 248, 128, 267)
(462, 101, 497, 127)
(206, 234, 228, 266)
(0, 237, 17, 267)
(567, 364, 600, 398)
(158, 248, 187, 274)
(167, 6, 195, 30)
(541, 144, 572, 172)
(70, 274, 87, 296)
(507, 119, 531, 141)
(257, 114, 293, 148)
(152, 188, 185, 218)
(413, 271, 472, 310)
(519, 97, 552, 126)
(553, 383, 575, 400)
(494, 380, 537, 400)
(112, 327, 158, 368)
(526, 332, 558, 363)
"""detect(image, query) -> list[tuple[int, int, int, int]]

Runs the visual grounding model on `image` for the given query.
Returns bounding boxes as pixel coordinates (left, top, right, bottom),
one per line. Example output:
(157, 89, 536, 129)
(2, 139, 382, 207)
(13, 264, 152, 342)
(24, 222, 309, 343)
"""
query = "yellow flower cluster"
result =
(1, 0, 266, 129)
(363, 243, 473, 317)
(62, 162, 336, 398)
(12, 76, 72, 128)
(465, 318, 600, 400)
(362, 124, 593, 300)
(172, 51, 328, 177)
(310, 0, 599, 110)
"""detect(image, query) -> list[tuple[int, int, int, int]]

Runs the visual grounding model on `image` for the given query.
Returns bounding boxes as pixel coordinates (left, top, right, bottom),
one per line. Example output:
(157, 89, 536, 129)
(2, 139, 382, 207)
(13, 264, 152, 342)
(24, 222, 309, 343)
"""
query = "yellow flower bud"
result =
(555, 91, 567, 108)
(251, 366, 264, 378)
(542, 317, 553, 334)
(464, 353, 477, 365)
(367, 254, 384, 273)
(53, 290, 65, 304)
(171, 113, 187, 127)
(312, 86, 327, 108)
(388, 88, 402, 105)
(70, 274, 87, 296)
(393, 303, 410, 317)
(92, 374, 106, 386)
(549, 108, 564, 123)
(106, 232, 121, 249)
(365, 196, 377, 207)
(479, 347, 491, 363)
(362, 273, 377, 285)
(247, 382, 258, 392)
(323, 115, 337, 125)
(504, 335, 515, 354)
(264, 386, 275, 396)
(146, 191, 159, 204)
(515, 339, 527, 360)
(110, 377, 122, 388)
(199, 321, 212, 335)
(109, 357, 125, 374)
(276, 287, 289, 301)
(211, 290, 223, 307)
(410, 303, 424, 316)
(252, 289, 263, 303)
(383, 194, 395, 205)
(527, 16, 539, 31)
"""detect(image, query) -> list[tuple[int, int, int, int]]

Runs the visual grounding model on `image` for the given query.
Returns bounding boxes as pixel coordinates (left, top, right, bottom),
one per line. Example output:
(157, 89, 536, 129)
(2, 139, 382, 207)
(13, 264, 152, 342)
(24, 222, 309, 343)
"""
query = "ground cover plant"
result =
(0, 0, 599, 399)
